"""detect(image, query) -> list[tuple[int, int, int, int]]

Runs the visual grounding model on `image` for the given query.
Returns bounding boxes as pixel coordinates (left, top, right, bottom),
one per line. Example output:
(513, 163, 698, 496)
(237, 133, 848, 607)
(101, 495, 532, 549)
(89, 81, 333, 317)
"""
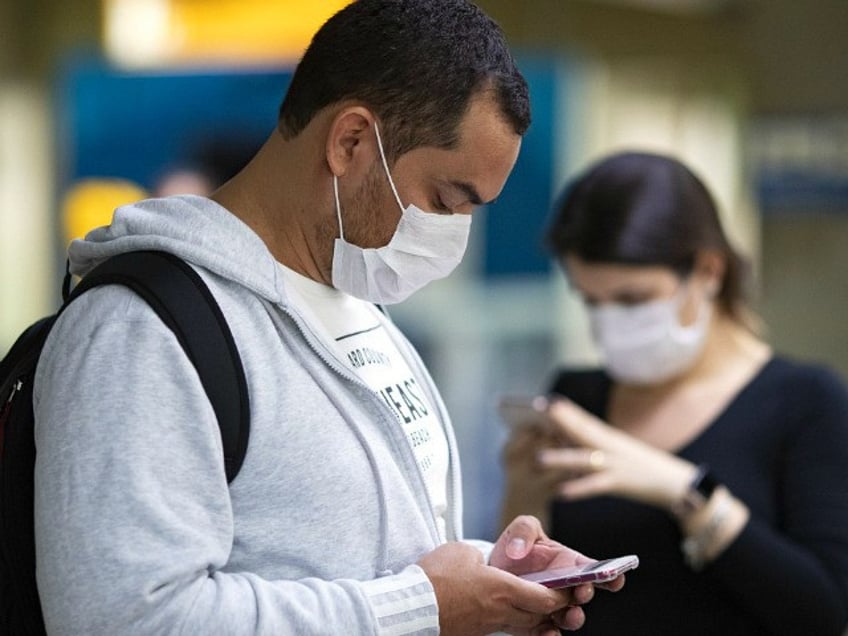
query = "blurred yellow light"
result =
(62, 178, 149, 244)
(104, 0, 352, 67)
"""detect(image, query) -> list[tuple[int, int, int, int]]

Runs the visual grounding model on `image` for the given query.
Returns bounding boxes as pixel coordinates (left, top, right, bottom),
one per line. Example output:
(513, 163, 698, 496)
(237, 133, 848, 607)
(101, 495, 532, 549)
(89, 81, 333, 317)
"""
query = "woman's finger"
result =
(538, 447, 609, 473)
(557, 470, 616, 500)
(548, 399, 640, 456)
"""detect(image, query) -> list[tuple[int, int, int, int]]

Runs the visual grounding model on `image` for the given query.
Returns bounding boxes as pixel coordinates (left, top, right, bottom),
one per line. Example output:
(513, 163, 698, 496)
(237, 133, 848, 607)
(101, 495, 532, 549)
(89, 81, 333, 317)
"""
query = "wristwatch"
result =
(672, 464, 720, 518)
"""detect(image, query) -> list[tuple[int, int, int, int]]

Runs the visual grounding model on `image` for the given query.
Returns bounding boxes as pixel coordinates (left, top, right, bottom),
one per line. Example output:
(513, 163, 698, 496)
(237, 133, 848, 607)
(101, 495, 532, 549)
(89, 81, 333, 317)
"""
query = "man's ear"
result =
(326, 106, 376, 178)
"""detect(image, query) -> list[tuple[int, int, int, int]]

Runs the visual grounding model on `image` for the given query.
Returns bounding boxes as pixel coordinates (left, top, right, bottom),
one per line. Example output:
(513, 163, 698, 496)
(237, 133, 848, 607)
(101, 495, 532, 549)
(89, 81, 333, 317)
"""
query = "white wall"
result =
(0, 82, 55, 354)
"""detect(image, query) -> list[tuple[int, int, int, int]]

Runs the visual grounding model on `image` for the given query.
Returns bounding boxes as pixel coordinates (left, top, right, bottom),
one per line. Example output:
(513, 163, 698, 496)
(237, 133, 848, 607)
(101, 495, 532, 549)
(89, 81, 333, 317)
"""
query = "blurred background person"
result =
(500, 151, 848, 635)
(151, 164, 215, 197)
(152, 138, 260, 197)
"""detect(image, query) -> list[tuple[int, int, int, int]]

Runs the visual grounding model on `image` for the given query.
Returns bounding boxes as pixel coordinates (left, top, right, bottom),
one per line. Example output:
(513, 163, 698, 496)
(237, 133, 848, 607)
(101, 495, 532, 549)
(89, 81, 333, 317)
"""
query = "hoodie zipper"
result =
(275, 302, 445, 548)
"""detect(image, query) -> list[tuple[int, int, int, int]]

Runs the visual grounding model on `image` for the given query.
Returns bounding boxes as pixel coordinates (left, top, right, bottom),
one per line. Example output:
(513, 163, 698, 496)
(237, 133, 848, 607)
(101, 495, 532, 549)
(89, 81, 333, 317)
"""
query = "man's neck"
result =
(210, 130, 335, 285)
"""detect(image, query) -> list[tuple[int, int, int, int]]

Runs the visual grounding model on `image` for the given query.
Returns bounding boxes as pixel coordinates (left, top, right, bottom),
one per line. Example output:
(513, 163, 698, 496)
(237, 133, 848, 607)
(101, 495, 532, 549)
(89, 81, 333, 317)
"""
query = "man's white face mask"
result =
(330, 123, 472, 305)
(588, 281, 713, 385)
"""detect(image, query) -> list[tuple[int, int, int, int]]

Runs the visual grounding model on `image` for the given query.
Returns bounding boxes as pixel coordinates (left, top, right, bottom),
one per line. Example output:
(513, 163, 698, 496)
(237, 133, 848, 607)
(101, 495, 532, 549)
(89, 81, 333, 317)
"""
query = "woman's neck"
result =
(607, 313, 772, 449)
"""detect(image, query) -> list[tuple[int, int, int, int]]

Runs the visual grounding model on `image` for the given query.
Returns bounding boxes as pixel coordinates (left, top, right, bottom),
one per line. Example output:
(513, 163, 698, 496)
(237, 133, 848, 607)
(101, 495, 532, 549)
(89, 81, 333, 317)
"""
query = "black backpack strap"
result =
(67, 251, 249, 482)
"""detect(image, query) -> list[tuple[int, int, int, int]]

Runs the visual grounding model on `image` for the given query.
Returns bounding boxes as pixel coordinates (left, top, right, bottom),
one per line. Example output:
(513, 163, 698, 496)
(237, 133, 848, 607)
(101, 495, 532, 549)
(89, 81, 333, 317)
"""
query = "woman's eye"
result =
(585, 294, 652, 308)
(616, 296, 650, 306)
(582, 296, 601, 308)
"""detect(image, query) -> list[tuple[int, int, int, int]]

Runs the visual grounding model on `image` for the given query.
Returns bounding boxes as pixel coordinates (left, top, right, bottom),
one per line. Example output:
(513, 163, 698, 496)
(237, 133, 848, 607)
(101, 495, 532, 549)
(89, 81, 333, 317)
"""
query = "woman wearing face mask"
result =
(500, 151, 848, 635)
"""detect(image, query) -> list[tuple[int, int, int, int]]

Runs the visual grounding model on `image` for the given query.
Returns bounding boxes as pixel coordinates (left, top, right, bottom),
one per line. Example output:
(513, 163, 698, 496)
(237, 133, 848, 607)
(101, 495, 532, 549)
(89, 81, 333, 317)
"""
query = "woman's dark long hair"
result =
(546, 151, 755, 328)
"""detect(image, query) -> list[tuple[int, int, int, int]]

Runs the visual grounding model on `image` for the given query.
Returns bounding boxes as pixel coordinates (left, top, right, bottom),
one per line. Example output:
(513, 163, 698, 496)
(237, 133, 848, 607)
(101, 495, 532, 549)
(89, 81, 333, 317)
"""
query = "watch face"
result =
(671, 466, 719, 518)
(695, 469, 719, 499)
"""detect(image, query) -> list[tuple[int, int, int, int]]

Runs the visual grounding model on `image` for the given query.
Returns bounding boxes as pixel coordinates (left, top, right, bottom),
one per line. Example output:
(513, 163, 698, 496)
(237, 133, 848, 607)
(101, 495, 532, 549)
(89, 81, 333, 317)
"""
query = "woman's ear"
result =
(694, 250, 725, 297)
(325, 106, 376, 178)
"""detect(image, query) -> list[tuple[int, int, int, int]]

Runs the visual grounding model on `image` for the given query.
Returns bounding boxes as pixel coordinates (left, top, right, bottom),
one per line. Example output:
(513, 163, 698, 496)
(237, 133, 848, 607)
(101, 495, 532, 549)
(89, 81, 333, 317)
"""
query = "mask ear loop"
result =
(374, 122, 405, 212)
(333, 175, 345, 241)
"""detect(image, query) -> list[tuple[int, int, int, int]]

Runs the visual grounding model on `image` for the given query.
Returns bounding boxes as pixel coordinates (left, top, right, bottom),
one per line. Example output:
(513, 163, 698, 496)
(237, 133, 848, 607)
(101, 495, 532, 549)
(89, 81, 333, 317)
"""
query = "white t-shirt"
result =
(280, 264, 449, 540)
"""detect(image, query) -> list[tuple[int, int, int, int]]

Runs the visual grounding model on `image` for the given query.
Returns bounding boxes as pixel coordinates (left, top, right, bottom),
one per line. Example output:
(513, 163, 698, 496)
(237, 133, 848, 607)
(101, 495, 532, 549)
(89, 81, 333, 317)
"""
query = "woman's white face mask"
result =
(330, 123, 471, 305)
(588, 282, 713, 385)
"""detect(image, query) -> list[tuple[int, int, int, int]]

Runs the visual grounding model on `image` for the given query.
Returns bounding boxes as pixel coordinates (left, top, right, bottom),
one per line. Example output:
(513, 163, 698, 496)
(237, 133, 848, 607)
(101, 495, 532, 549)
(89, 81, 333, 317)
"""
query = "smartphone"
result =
(497, 394, 552, 430)
(519, 555, 639, 589)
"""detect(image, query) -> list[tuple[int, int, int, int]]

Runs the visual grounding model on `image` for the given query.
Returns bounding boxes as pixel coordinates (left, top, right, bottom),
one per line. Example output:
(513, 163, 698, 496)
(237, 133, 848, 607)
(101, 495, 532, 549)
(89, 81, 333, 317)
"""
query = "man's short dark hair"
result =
(278, 0, 530, 161)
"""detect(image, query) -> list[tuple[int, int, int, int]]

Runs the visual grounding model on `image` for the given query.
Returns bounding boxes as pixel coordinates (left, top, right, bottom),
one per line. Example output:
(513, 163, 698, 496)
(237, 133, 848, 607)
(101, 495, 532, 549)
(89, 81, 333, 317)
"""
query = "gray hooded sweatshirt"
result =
(33, 195, 481, 635)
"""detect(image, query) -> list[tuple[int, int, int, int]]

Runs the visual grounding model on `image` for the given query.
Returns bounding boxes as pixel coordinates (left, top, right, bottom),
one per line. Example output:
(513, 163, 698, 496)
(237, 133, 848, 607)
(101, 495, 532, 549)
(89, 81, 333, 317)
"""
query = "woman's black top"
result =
(547, 356, 848, 635)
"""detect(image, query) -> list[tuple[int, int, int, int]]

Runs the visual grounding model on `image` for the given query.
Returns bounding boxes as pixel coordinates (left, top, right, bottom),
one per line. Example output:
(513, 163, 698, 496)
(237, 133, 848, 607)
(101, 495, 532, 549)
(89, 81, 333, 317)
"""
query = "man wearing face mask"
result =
(32, 2, 626, 635)
(501, 151, 848, 635)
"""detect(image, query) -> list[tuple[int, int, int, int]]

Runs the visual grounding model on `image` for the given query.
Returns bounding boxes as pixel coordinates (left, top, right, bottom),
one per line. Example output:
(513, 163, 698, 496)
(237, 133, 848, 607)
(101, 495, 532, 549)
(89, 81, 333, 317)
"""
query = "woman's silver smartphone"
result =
(497, 394, 552, 430)
(519, 555, 639, 588)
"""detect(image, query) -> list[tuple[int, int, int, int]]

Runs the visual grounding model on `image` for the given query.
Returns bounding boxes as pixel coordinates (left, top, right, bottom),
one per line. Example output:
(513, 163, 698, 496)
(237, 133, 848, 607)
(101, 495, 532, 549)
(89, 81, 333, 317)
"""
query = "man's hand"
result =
(417, 541, 586, 636)
(490, 515, 627, 623)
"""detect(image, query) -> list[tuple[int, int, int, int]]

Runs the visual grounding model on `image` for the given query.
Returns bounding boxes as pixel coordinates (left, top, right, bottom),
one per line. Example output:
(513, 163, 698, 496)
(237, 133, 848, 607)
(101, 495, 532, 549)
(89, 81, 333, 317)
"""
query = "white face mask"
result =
(588, 284, 712, 385)
(330, 123, 471, 304)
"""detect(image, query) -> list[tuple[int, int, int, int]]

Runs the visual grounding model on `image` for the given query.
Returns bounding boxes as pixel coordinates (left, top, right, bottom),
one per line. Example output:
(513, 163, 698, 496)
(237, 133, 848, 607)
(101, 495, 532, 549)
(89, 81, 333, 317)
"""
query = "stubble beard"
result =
(318, 162, 398, 284)
(335, 161, 400, 249)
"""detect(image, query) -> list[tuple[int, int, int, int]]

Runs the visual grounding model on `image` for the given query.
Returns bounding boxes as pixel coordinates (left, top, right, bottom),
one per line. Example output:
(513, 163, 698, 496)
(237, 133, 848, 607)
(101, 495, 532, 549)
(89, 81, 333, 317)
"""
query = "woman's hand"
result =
(539, 399, 696, 511)
(500, 424, 565, 530)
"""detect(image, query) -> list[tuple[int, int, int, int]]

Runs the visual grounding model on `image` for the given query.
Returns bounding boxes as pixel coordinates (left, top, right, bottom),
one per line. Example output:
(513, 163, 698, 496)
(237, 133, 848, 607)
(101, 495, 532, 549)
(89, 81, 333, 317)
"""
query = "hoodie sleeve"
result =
(33, 287, 439, 636)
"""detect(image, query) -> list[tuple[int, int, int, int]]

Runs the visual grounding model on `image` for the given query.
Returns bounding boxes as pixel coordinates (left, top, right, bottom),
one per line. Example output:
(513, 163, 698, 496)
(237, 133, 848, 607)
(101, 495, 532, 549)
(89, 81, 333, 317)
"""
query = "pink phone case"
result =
(519, 555, 639, 588)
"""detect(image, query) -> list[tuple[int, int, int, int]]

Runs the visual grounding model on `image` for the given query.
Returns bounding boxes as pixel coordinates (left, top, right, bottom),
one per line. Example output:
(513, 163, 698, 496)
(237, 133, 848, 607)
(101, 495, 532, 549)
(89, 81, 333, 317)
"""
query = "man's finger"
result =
(501, 515, 545, 559)
(551, 605, 587, 632)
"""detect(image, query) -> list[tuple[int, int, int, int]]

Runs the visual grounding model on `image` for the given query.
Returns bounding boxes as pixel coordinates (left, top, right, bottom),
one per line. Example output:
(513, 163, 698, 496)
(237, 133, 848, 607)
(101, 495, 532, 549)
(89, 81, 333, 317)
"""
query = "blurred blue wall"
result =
(57, 58, 291, 189)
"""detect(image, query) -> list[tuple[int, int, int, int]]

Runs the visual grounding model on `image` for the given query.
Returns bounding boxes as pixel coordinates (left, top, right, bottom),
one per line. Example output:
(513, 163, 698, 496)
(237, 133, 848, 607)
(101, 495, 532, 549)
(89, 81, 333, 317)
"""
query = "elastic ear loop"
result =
(333, 175, 345, 241)
(374, 122, 405, 212)
(335, 121, 403, 242)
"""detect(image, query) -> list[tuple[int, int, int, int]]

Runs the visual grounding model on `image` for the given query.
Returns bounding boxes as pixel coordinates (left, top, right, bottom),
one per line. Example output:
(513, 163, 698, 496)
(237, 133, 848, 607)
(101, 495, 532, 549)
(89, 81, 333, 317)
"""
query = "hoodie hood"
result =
(69, 195, 284, 304)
